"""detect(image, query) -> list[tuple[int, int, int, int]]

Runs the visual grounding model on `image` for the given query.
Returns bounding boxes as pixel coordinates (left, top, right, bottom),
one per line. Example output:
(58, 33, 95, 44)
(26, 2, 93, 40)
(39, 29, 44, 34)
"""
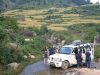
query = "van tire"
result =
(61, 61, 69, 70)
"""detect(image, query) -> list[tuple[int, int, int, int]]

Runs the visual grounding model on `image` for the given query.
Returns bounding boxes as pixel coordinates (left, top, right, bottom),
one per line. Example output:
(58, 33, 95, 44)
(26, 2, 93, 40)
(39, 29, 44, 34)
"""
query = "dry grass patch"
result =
(3, 8, 100, 31)
(18, 18, 45, 26)
(48, 26, 67, 31)
(62, 14, 80, 17)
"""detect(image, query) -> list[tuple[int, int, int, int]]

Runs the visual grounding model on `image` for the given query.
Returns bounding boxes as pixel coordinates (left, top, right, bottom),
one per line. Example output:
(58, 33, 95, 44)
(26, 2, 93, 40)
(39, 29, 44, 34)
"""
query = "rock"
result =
(29, 54, 35, 59)
(7, 62, 19, 70)
(24, 38, 33, 42)
(23, 55, 28, 59)
(9, 43, 18, 49)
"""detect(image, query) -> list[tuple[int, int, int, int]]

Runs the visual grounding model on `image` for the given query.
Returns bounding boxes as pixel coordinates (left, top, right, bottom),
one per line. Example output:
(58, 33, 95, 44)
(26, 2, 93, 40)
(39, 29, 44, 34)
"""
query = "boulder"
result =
(9, 43, 18, 49)
(23, 55, 28, 59)
(24, 38, 33, 42)
(7, 62, 19, 70)
(29, 54, 35, 59)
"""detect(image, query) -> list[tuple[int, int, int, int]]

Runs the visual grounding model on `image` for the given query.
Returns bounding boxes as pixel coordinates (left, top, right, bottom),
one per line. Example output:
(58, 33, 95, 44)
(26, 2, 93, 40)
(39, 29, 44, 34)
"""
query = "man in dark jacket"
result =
(49, 47, 55, 55)
(76, 50, 83, 68)
(85, 51, 91, 68)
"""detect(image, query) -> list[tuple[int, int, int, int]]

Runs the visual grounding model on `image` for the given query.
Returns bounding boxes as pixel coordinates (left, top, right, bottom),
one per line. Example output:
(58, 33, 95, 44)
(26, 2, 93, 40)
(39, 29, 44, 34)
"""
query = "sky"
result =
(90, 0, 100, 3)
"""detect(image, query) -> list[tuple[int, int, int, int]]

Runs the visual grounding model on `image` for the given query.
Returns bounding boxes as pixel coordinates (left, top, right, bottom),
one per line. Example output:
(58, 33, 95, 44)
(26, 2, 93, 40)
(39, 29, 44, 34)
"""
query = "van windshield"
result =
(60, 47, 72, 54)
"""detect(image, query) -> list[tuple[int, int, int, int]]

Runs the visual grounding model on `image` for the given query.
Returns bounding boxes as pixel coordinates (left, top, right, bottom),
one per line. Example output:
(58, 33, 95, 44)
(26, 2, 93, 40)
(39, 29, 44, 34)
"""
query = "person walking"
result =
(76, 50, 83, 68)
(85, 50, 91, 68)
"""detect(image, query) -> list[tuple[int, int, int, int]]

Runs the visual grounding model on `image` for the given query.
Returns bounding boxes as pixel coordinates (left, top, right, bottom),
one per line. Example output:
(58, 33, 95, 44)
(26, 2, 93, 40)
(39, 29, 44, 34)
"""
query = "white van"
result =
(47, 43, 94, 69)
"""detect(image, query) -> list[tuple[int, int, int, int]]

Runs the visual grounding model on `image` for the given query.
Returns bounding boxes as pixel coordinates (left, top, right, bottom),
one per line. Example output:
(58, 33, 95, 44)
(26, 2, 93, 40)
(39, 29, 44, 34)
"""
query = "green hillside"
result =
(0, 0, 91, 11)
(3, 4, 100, 31)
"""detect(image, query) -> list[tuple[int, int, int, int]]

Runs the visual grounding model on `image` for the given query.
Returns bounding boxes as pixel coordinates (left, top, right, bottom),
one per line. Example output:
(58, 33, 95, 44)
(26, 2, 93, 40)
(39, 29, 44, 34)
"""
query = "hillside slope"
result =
(3, 4, 100, 31)
(0, 0, 91, 11)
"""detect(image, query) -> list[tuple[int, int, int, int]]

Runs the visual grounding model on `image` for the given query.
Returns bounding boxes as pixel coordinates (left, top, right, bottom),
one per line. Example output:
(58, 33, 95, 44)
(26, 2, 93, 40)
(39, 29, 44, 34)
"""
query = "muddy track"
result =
(20, 60, 100, 75)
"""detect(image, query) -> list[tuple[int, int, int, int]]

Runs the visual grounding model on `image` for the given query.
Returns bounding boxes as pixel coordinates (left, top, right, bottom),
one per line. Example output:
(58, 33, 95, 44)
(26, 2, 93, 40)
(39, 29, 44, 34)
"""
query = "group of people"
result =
(43, 46, 56, 64)
(75, 48, 92, 68)
(43, 45, 92, 68)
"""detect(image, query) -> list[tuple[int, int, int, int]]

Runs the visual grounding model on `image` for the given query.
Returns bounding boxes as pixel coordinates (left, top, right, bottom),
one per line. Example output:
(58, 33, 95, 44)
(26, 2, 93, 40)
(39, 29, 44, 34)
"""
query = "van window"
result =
(60, 47, 72, 54)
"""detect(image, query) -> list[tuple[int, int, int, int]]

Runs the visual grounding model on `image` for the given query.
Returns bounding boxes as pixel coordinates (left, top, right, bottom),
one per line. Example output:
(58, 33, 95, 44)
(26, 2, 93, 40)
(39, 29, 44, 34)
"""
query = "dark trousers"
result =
(77, 60, 83, 68)
(86, 61, 91, 68)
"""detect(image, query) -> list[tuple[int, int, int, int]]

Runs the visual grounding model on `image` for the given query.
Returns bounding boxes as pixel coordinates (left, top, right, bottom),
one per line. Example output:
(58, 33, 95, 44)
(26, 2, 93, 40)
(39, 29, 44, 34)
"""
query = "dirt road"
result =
(20, 60, 100, 75)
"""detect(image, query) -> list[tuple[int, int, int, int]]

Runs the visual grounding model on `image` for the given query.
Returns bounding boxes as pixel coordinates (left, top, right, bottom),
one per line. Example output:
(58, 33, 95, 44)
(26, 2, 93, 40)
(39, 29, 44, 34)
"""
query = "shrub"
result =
(67, 23, 100, 42)
(44, 15, 62, 20)
(94, 45, 100, 58)
(0, 46, 23, 65)
(39, 25, 48, 35)
(32, 36, 45, 53)
(44, 15, 63, 24)
(47, 8, 58, 14)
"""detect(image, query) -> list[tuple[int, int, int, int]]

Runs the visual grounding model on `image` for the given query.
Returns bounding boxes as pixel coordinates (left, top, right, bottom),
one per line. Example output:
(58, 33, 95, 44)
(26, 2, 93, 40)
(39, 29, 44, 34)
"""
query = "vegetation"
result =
(95, 45, 100, 59)
(64, 5, 100, 16)
(0, 0, 91, 11)
(44, 15, 64, 24)
(67, 23, 100, 42)
(3, 4, 100, 31)
(0, 16, 50, 75)
(0, 3, 100, 75)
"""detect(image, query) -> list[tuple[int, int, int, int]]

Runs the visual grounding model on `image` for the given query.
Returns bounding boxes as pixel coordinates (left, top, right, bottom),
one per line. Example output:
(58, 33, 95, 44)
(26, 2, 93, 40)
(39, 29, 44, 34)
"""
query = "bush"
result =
(44, 15, 63, 24)
(94, 45, 100, 58)
(0, 27, 6, 43)
(47, 8, 58, 14)
(0, 16, 18, 31)
(44, 15, 62, 20)
(0, 46, 23, 65)
(32, 36, 45, 53)
(39, 25, 48, 35)
(67, 23, 100, 42)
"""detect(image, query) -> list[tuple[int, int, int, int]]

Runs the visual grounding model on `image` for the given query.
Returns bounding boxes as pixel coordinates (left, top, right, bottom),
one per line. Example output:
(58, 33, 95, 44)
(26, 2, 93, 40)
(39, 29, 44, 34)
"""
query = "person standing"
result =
(85, 50, 91, 68)
(76, 50, 83, 68)
(49, 46, 55, 55)
(43, 47, 49, 64)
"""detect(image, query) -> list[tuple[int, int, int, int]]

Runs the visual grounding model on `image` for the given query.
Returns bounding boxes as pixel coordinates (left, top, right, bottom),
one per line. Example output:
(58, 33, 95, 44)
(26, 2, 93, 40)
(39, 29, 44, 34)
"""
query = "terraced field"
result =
(3, 5, 100, 31)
